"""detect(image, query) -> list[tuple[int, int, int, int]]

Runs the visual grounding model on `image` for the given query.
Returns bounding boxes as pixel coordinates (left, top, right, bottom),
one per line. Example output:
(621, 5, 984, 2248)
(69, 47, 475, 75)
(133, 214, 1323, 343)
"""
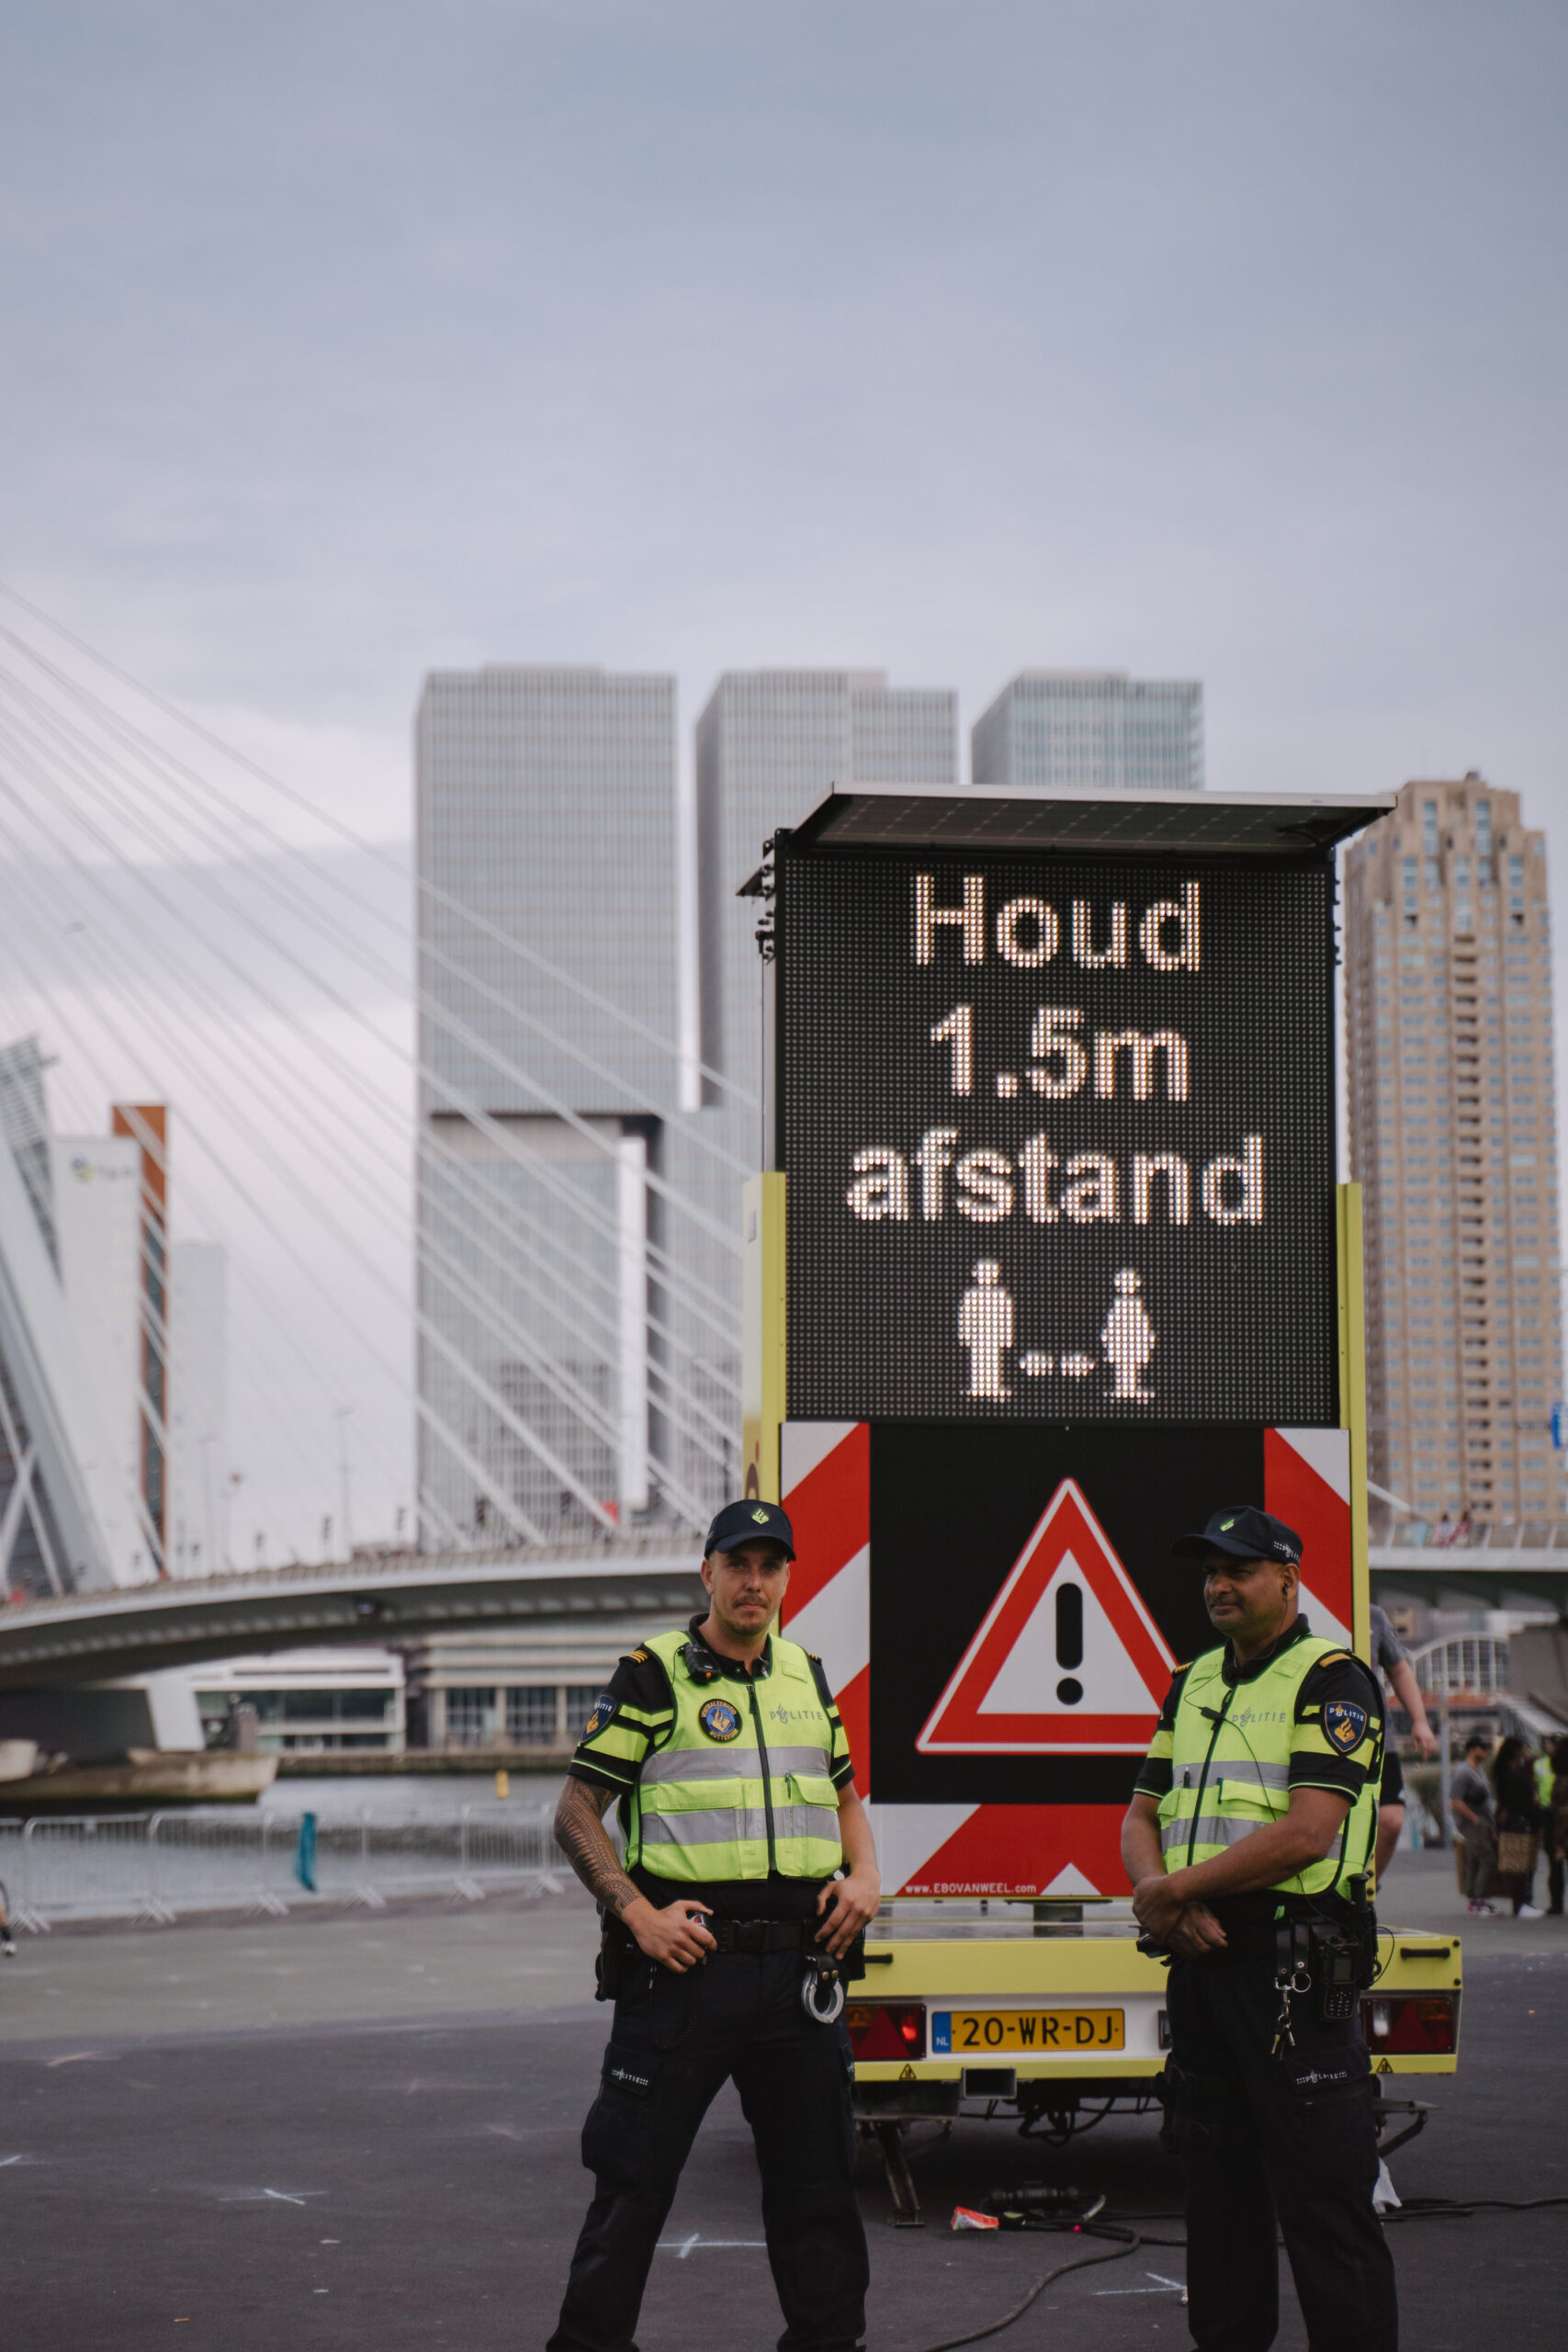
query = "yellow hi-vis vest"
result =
(1156, 1634, 1381, 1902)
(624, 1628, 845, 1884)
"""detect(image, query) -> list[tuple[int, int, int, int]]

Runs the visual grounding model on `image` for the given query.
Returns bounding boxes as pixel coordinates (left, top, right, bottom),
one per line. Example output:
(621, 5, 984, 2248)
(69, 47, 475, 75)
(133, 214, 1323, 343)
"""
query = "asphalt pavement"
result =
(0, 1860, 1562, 2349)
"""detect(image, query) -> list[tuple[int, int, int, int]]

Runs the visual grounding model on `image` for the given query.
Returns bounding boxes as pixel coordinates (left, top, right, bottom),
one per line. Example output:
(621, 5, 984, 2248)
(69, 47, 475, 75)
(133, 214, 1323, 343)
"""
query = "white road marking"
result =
(657, 2234, 768, 2258)
(1098, 2272, 1188, 2296)
(217, 2188, 327, 2205)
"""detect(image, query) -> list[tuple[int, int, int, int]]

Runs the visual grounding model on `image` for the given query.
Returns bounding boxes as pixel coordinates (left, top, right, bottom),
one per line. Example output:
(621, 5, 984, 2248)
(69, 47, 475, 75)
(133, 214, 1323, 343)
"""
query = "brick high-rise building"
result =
(1344, 775, 1566, 1529)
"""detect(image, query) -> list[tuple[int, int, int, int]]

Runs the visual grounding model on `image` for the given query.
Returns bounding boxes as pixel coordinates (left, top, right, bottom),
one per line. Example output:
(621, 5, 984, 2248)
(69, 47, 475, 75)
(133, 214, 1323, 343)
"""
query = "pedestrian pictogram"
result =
(916, 1479, 1177, 1755)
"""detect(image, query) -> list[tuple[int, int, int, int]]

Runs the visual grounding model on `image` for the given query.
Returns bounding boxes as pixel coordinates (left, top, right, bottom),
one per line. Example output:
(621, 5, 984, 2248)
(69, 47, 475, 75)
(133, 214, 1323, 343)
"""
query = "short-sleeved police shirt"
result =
(568, 1616, 856, 1921)
(1133, 1614, 1382, 1931)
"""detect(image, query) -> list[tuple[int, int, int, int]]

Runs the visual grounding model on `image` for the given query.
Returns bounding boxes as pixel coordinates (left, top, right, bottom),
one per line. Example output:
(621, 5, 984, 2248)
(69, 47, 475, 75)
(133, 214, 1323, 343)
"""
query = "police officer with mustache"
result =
(1121, 1505, 1397, 2351)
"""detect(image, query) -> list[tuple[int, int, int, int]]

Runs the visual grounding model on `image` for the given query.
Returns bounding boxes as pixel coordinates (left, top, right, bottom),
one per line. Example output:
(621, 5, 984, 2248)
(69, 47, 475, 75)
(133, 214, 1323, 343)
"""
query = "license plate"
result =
(932, 2009, 1124, 2054)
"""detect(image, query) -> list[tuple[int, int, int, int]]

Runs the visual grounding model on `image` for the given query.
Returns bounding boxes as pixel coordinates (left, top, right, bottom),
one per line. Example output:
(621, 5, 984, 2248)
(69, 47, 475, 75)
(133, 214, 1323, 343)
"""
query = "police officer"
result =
(1121, 1505, 1398, 2352)
(547, 1498, 879, 2352)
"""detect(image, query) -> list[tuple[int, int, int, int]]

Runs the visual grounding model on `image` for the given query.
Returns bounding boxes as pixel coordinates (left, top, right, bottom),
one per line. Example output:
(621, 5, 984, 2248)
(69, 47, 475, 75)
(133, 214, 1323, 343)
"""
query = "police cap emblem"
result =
(751, 1506, 770, 1524)
(1324, 1699, 1369, 1753)
(699, 1697, 742, 1743)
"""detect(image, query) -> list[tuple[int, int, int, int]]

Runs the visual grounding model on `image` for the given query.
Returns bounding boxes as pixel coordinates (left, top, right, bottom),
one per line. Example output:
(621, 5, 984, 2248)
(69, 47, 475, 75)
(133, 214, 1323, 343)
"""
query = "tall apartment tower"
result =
(694, 670, 958, 1131)
(415, 666, 682, 1545)
(1344, 775, 1566, 1529)
(972, 671, 1204, 793)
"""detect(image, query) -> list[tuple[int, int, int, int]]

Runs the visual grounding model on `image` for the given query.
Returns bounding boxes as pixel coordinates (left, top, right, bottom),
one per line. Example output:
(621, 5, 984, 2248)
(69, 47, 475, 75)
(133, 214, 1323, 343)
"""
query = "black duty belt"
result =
(706, 1917, 814, 1955)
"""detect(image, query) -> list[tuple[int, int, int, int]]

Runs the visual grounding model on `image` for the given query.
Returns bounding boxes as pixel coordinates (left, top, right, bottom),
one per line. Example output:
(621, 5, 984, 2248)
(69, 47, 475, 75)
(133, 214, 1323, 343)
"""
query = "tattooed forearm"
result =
(554, 1778, 642, 1917)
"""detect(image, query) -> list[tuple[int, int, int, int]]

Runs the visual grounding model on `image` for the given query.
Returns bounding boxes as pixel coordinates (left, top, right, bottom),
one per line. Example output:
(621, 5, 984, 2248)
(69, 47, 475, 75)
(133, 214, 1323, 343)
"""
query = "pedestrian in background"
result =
(1450, 1732, 1497, 1916)
(1492, 1734, 1544, 1918)
(1546, 1734, 1568, 1918)
(1368, 1602, 1437, 1881)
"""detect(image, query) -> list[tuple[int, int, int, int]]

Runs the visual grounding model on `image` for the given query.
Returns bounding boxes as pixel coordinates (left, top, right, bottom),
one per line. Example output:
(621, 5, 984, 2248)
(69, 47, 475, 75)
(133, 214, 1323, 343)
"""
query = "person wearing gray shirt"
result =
(1369, 1603, 1437, 1879)
(1450, 1731, 1498, 1914)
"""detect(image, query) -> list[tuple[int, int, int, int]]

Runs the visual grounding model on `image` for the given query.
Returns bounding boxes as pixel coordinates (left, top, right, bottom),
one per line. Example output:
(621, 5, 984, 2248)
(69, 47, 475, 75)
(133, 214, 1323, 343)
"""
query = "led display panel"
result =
(778, 847, 1337, 1425)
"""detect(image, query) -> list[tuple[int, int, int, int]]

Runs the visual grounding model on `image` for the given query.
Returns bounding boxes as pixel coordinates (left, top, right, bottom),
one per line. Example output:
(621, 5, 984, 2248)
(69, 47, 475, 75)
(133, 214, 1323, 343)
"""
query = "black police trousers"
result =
(547, 1950, 869, 2352)
(1163, 1952, 1398, 2352)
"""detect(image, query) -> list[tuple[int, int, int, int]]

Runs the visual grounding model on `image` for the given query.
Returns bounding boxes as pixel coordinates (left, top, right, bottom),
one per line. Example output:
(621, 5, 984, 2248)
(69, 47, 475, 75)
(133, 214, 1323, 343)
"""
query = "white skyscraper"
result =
(50, 1131, 145, 1570)
(167, 1241, 229, 1577)
(414, 665, 688, 1544)
(972, 671, 1203, 794)
(694, 670, 958, 1132)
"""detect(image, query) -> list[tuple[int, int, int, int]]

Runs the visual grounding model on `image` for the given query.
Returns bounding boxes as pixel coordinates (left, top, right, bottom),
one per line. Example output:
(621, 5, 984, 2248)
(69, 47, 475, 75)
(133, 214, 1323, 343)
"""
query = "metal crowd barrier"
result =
(2, 1804, 562, 1929)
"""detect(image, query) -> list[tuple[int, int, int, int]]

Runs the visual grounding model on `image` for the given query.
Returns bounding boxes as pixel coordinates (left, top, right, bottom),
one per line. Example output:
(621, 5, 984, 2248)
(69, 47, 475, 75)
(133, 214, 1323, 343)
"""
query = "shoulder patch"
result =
(1324, 1698, 1371, 1753)
(581, 1690, 619, 1739)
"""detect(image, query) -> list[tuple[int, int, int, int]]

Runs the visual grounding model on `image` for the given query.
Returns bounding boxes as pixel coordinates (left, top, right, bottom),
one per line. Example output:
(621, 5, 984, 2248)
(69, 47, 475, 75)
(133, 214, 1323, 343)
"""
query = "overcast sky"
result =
(1, 0, 1565, 1552)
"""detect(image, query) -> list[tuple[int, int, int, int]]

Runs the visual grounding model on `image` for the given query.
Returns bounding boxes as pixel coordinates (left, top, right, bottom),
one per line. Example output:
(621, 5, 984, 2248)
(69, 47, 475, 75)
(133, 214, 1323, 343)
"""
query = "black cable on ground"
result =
(1382, 2194, 1568, 2221)
(910, 2228, 1142, 2352)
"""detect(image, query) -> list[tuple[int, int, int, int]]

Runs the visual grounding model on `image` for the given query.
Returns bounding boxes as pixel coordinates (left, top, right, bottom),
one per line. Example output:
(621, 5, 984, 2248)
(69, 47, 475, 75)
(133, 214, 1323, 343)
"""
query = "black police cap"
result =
(1172, 1504, 1303, 1567)
(705, 1498, 796, 1560)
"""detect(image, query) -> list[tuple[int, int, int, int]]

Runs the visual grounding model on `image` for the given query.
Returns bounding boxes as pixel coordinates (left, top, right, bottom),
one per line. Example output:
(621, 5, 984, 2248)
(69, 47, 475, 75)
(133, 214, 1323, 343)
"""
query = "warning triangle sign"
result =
(916, 1480, 1177, 1756)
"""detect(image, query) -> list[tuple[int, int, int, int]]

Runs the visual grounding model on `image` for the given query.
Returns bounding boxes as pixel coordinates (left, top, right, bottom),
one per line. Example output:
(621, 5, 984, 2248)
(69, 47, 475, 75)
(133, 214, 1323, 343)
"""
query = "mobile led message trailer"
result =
(739, 786, 1459, 2174)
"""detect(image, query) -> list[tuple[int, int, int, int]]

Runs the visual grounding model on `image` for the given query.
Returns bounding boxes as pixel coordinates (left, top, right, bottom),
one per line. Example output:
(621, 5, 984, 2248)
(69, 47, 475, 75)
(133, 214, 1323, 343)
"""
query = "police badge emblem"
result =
(1324, 1699, 1369, 1753)
(698, 1697, 742, 1742)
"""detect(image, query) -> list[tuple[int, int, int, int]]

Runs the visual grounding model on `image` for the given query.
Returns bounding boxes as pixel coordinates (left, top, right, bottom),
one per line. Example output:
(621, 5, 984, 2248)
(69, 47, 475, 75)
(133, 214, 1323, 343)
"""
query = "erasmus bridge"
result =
(0, 594, 752, 1742)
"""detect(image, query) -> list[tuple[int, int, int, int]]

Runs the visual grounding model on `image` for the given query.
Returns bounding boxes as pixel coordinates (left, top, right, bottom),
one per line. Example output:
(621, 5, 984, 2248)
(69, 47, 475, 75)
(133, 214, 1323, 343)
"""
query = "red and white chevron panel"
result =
(780, 1422, 871, 1796)
(1266, 1427, 1353, 1650)
(780, 1420, 1357, 1899)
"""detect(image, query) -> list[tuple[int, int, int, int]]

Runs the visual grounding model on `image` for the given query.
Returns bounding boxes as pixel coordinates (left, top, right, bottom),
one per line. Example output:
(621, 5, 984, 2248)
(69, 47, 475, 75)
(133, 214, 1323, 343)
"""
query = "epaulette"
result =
(1317, 1649, 1350, 1666)
(626, 1646, 649, 1664)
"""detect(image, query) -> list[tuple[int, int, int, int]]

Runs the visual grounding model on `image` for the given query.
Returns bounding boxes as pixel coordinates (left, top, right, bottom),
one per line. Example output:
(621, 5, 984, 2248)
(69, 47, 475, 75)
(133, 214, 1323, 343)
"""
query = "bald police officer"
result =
(1121, 1505, 1398, 2352)
(547, 1499, 880, 2352)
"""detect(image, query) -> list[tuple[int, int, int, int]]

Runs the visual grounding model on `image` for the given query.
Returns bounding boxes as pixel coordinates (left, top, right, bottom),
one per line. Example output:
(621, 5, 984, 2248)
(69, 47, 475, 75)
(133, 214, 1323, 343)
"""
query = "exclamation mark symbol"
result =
(1055, 1583, 1084, 1706)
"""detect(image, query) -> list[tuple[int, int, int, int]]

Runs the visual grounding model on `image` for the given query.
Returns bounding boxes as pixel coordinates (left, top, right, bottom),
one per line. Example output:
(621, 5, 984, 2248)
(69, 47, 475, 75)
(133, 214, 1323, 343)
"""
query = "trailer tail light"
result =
(1361, 1995, 1456, 2054)
(846, 2002, 926, 2061)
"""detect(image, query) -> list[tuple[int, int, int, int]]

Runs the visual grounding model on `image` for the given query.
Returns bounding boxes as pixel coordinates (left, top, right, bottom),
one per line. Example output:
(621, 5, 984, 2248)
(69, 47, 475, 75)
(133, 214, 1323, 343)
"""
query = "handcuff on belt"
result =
(694, 1913, 854, 2022)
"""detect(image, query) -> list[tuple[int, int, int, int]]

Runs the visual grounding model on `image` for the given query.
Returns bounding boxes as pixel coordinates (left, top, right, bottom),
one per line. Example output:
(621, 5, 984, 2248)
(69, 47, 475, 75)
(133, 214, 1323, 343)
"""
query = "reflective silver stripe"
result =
(641, 1808, 771, 1848)
(1213, 1762, 1291, 1793)
(1160, 1815, 1264, 1852)
(639, 1804, 841, 1852)
(770, 1747, 834, 1779)
(639, 1744, 830, 1788)
(771, 1805, 841, 1845)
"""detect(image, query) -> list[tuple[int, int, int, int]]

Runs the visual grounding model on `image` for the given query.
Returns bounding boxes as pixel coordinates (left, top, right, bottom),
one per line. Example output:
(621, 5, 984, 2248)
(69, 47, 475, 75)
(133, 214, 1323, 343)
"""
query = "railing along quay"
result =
(0, 1804, 562, 1930)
